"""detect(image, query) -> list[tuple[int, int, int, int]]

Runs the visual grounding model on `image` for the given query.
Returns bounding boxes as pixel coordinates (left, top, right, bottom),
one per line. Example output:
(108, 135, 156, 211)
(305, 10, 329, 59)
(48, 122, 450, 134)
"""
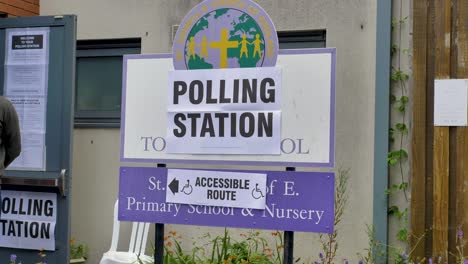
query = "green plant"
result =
(317, 168, 350, 264)
(70, 238, 89, 260)
(140, 229, 283, 264)
(388, 1, 411, 258)
(8, 249, 48, 264)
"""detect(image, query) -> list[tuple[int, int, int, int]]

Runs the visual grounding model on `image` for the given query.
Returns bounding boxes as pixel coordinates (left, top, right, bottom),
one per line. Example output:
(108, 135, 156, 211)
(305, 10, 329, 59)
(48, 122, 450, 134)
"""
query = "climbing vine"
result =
(387, 0, 411, 252)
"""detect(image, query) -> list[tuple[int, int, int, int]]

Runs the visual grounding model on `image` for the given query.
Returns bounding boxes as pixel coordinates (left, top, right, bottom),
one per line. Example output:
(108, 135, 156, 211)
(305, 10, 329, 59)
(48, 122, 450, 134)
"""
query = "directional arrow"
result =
(168, 178, 179, 195)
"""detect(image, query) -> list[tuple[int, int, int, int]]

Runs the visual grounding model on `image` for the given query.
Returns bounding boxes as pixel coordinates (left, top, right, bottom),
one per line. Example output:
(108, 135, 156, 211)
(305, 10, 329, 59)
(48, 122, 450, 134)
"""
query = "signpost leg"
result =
(284, 231, 294, 264)
(154, 164, 166, 263)
(154, 223, 164, 263)
(284, 167, 295, 264)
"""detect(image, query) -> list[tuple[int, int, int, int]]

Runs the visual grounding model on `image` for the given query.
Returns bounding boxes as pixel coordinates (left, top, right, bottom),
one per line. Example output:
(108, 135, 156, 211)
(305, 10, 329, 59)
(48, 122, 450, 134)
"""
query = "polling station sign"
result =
(0, 191, 57, 251)
(168, 0, 281, 155)
(122, 49, 335, 167)
(167, 67, 281, 154)
(119, 167, 335, 233)
(121, 0, 335, 167)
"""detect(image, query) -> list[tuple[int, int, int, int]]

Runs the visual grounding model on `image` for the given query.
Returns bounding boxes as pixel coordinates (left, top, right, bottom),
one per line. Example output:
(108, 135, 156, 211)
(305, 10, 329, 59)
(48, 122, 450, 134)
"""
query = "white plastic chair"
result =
(99, 200, 153, 264)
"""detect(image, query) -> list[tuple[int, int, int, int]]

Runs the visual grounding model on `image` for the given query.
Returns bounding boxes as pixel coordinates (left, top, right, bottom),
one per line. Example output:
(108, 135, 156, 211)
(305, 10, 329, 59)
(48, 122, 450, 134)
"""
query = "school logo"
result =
(172, 0, 279, 70)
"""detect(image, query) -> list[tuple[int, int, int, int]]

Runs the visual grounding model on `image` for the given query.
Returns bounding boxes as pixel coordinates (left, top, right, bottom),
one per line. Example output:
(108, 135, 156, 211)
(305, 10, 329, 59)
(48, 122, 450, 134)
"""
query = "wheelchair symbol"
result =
(251, 183, 264, 199)
(181, 180, 193, 195)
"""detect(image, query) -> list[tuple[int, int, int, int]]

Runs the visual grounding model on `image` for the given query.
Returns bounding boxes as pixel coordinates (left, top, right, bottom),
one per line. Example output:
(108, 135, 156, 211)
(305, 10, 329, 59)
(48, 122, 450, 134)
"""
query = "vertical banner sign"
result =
(0, 191, 57, 250)
(4, 27, 50, 171)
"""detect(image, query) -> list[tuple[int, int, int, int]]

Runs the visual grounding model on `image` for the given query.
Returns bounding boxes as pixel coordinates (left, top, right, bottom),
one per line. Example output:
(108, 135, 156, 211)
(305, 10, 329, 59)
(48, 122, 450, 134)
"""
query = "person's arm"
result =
(3, 100, 21, 168)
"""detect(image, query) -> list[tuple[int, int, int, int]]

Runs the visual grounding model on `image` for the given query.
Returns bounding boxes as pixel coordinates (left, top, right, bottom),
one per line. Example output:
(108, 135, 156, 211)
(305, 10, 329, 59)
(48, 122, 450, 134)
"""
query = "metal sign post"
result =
(154, 163, 166, 263)
(284, 167, 296, 264)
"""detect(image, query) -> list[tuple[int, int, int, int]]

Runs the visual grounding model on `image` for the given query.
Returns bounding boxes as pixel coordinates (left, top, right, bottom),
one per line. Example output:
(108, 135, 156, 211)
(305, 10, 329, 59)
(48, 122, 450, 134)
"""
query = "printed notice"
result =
(4, 27, 49, 171)
(0, 191, 57, 251)
(166, 67, 282, 155)
(434, 79, 468, 126)
(166, 169, 267, 209)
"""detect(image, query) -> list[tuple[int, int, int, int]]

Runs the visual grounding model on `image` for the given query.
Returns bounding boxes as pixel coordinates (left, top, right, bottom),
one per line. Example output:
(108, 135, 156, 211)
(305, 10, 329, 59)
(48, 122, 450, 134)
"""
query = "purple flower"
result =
(428, 258, 433, 264)
(464, 259, 468, 264)
(402, 252, 407, 261)
(458, 227, 464, 239)
(10, 254, 17, 262)
(344, 259, 349, 264)
(359, 260, 364, 264)
(319, 253, 324, 260)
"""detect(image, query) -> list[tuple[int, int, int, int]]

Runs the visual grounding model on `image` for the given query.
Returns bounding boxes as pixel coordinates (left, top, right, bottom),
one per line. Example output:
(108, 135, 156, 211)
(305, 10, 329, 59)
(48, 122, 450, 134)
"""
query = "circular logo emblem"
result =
(172, 0, 279, 70)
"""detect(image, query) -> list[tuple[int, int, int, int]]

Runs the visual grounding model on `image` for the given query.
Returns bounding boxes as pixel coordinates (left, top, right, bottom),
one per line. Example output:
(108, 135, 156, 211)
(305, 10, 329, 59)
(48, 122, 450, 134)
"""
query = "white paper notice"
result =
(4, 27, 49, 171)
(434, 79, 468, 126)
(9, 132, 46, 170)
(166, 169, 267, 209)
(166, 67, 282, 155)
(0, 191, 57, 251)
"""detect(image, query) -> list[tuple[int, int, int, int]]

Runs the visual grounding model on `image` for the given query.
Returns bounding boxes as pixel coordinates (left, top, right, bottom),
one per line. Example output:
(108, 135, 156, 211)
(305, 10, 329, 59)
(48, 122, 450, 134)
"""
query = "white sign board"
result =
(166, 169, 267, 209)
(121, 49, 335, 167)
(0, 191, 57, 251)
(167, 67, 282, 154)
(434, 79, 468, 126)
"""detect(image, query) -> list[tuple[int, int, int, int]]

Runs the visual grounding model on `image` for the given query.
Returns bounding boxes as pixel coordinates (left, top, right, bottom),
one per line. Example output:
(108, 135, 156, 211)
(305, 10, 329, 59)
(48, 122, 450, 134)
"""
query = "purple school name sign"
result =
(119, 167, 335, 233)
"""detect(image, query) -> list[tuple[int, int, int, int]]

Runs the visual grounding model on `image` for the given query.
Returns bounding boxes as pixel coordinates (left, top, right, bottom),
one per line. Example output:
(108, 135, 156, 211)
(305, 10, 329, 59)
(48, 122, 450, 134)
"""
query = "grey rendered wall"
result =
(41, 1, 377, 263)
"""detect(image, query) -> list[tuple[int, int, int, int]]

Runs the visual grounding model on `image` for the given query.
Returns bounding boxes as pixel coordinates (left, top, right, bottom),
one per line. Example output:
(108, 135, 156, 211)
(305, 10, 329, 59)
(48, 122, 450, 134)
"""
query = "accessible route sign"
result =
(119, 167, 335, 233)
(166, 169, 267, 209)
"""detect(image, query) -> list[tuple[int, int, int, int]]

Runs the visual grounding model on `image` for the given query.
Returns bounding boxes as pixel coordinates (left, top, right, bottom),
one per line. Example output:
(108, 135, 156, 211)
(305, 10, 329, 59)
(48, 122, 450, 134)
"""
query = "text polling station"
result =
(167, 67, 282, 154)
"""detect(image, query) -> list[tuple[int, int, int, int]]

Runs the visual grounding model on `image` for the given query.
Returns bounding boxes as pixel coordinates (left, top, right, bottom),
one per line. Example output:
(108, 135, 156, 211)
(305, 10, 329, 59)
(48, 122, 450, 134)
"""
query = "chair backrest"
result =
(109, 200, 150, 256)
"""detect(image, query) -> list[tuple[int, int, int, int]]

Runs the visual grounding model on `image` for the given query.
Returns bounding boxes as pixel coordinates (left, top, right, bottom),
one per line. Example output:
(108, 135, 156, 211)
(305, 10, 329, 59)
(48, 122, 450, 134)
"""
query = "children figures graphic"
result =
(252, 34, 262, 58)
(240, 34, 250, 58)
(186, 30, 264, 64)
(187, 36, 197, 60)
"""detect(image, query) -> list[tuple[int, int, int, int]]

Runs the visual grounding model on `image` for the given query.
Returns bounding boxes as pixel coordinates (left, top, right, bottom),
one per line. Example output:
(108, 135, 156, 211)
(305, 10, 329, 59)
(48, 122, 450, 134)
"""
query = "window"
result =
(75, 38, 141, 127)
(278, 30, 326, 49)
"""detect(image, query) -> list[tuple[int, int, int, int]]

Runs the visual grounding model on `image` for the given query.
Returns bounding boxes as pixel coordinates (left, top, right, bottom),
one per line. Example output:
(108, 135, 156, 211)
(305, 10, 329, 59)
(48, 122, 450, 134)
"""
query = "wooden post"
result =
(432, 0, 451, 258)
(411, 0, 428, 257)
(453, 0, 468, 256)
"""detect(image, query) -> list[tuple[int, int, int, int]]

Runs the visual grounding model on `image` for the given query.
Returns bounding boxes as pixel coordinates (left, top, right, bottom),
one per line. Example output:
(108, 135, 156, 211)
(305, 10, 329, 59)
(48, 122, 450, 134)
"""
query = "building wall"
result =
(0, 0, 39, 17)
(41, 1, 378, 263)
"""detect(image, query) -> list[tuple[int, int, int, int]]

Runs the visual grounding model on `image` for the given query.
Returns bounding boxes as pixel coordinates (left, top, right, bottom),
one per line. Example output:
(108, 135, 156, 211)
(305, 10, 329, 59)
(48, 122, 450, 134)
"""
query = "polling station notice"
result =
(119, 167, 335, 233)
(166, 67, 282, 155)
(0, 191, 57, 251)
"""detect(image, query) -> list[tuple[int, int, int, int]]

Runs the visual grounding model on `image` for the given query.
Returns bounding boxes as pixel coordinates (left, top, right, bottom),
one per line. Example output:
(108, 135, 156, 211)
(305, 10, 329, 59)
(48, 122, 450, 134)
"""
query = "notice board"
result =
(0, 16, 76, 264)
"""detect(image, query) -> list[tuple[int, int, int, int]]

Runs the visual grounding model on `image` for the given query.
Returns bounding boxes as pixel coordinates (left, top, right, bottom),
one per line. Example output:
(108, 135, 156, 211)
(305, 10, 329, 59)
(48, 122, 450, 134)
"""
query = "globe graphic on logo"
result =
(184, 8, 265, 70)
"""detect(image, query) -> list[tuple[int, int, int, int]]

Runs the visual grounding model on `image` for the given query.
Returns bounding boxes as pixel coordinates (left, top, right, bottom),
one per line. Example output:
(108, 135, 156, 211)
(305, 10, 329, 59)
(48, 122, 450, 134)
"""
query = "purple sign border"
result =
(120, 48, 336, 168)
(119, 166, 335, 233)
(171, 0, 279, 70)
